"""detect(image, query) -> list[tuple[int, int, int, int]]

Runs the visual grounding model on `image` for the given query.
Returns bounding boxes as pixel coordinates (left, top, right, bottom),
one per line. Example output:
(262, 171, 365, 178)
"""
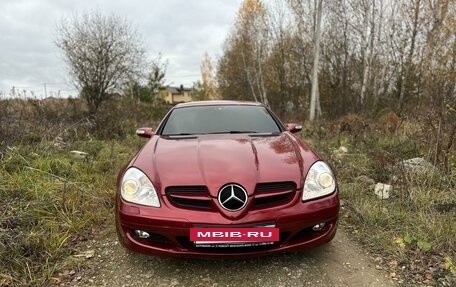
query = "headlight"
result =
(120, 167, 160, 207)
(302, 161, 336, 201)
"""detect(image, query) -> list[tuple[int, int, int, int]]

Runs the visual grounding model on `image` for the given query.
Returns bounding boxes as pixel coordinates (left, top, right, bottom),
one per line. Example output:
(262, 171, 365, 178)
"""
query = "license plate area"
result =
(190, 227, 279, 248)
(194, 241, 275, 248)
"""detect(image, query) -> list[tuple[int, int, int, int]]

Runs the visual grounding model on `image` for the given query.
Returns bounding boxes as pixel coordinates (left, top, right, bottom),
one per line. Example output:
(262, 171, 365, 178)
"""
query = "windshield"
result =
(160, 105, 282, 135)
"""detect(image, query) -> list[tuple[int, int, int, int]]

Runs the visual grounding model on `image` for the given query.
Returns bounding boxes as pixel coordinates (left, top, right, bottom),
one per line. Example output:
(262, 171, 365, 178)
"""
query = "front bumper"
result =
(116, 190, 339, 258)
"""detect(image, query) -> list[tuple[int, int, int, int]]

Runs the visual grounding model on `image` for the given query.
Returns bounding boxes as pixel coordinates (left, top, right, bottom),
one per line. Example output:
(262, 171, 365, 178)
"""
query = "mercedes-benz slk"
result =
(116, 101, 339, 258)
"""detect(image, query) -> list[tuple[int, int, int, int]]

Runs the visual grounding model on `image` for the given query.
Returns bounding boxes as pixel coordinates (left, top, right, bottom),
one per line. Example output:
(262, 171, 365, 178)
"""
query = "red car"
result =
(116, 101, 339, 258)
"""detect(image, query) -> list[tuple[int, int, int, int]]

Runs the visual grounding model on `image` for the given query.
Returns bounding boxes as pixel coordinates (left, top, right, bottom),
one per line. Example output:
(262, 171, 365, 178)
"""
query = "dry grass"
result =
(0, 97, 166, 286)
(305, 118, 456, 286)
(1, 98, 454, 286)
(0, 139, 145, 286)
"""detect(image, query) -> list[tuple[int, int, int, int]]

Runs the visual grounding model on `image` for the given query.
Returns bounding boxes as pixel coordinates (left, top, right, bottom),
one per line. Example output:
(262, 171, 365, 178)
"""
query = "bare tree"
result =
(358, 0, 376, 107)
(288, 0, 323, 121)
(56, 12, 146, 113)
(267, 0, 293, 114)
(236, 0, 270, 106)
(398, 0, 423, 110)
(217, 0, 454, 122)
(309, 0, 323, 121)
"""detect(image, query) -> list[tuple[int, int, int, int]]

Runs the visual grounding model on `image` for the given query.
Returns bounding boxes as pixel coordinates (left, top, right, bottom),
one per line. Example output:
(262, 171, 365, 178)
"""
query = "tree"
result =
(309, 0, 324, 121)
(146, 56, 167, 101)
(288, 0, 324, 120)
(128, 55, 167, 103)
(56, 12, 146, 113)
(190, 80, 204, 101)
(217, 0, 454, 123)
(217, 0, 270, 106)
(200, 52, 218, 100)
(266, 0, 294, 114)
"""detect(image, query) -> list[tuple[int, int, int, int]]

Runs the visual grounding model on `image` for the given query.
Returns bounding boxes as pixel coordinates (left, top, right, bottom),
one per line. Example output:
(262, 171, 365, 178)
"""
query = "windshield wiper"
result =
(207, 131, 259, 134)
(163, 133, 201, 136)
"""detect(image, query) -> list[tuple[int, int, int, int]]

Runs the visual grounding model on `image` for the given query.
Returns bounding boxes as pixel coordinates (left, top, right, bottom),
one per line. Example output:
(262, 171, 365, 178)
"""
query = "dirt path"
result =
(69, 229, 396, 287)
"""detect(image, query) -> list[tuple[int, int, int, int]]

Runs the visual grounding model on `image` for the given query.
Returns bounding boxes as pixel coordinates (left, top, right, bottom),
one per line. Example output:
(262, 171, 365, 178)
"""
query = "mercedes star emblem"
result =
(218, 184, 248, 211)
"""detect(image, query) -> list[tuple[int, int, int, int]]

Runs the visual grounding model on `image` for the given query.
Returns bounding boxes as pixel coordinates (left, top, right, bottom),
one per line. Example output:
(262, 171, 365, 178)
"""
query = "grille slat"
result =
(253, 192, 293, 207)
(166, 186, 206, 194)
(256, 181, 296, 193)
(166, 186, 212, 210)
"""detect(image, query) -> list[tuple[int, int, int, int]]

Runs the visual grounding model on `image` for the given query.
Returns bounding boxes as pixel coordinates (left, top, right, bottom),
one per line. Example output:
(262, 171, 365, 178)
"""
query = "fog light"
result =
(312, 223, 325, 231)
(134, 230, 150, 239)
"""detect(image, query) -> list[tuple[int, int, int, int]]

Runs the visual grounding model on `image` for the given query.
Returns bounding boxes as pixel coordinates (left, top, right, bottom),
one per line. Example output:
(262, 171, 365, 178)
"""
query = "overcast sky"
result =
(0, 0, 243, 98)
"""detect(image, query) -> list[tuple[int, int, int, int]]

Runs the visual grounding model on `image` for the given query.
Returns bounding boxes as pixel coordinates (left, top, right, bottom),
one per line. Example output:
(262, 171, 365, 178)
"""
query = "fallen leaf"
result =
(394, 238, 406, 249)
(417, 240, 432, 252)
(403, 235, 414, 244)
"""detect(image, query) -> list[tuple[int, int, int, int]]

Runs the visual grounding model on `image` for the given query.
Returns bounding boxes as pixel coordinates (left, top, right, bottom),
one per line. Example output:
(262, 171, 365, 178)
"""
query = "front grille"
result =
(165, 182, 297, 211)
(253, 181, 296, 208)
(166, 186, 212, 210)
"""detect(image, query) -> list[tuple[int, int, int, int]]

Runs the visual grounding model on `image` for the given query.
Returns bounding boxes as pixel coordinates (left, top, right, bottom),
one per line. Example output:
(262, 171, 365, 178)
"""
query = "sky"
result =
(0, 0, 243, 98)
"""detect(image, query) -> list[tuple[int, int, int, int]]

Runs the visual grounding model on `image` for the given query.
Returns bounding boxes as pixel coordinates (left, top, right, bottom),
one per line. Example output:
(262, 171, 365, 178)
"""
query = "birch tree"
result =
(288, 0, 324, 120)
(309, 0, 323, 121)
(217, 0, 270, 106)
(358, 0, 376, 107)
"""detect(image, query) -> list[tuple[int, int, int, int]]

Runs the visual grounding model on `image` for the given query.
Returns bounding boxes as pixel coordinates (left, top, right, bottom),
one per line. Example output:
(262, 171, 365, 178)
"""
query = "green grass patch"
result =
(0, 138, 143, 286)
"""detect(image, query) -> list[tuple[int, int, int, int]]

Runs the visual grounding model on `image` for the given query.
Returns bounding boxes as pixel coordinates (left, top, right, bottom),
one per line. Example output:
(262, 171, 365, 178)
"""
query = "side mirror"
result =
(286, 123, 302, 134)
(136, 127, 154, 138)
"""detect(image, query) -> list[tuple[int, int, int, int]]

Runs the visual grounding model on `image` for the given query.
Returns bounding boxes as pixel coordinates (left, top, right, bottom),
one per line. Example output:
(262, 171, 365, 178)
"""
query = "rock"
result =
(338, 146, 348, 153)
(332, 146, 349, 159)
(401, 157, 437, 173)
(70, 150, 89, 159)
(355, 175, 375, 185)
(374, 183, 392, 199)
(54, 136, 67, 149)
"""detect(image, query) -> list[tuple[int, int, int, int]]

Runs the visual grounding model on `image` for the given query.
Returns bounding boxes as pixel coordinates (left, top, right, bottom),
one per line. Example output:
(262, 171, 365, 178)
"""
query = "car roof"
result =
(174, 100, 263, 108)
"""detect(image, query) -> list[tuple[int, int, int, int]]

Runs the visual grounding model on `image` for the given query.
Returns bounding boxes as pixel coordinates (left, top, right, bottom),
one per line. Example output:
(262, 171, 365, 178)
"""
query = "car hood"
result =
(134, 133, 319, 197)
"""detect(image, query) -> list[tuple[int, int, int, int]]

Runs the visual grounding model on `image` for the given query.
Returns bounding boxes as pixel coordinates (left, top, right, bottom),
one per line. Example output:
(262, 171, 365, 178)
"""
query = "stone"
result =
(70, 150, 89, 159)
(332, 146, 349, 159)
(338, 146, 348, 153)
(401, 157, 437, 173)
(374, 183, 392, 199)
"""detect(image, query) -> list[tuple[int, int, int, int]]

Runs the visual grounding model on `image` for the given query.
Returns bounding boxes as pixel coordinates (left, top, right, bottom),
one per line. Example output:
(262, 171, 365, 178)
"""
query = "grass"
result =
(0, 111, 455, 286)
(306, 122, 456, 285)
(0, 138, 143, 286)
